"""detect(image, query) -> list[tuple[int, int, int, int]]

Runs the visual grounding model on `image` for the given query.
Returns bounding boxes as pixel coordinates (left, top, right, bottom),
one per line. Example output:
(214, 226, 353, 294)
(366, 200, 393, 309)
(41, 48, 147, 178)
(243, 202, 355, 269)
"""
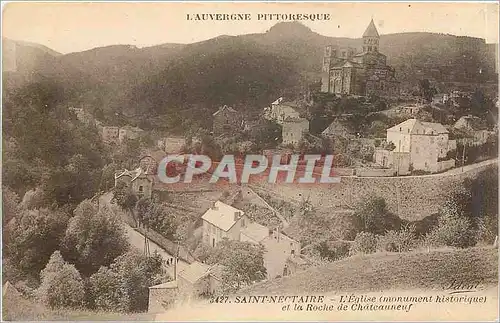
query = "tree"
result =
(2, 186, 20, 229)
(37, 251, 85, 309)
(447, 167, 498, 243)
(250, 119, 282, 150)
(425, 200, 476, 248)
(205, 240, 266, 292)
(113, 181, 138, 224)
(418, 79, 437, 103)
(88, 251, 167, 312)
(5, 208, 70, 279)
(353, 196, 402, 235)
(135, 198, 177, 239)
(100, 163, 119, 192)
(2, 79, 107, 199)
(61, 200, 130, 277)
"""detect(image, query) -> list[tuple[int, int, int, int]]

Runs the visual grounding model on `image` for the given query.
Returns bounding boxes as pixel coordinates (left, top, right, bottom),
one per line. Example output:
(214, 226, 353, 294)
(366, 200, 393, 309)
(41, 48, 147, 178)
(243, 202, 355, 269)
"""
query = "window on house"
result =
(291, 250, 295, 255)
(400, 127, 402, 131)
(139, 186, 144, 192)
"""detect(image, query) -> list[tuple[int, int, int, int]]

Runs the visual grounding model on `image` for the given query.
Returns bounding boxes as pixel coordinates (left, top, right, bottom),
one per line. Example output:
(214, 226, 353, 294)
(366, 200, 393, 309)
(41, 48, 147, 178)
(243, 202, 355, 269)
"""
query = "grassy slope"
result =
(241, 247, 498, 295)
(2, 292, 155, 321)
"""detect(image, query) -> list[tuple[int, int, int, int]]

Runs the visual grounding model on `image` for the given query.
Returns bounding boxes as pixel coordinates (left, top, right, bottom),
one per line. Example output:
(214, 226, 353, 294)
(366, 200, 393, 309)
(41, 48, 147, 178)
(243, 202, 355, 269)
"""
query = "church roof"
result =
(363, 19, 379, 38)
(331, 60, 363, 69)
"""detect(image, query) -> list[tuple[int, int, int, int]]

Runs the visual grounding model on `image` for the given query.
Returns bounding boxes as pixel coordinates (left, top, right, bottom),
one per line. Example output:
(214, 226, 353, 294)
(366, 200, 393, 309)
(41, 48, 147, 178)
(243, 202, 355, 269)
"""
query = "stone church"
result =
(320, 19, 399, 97)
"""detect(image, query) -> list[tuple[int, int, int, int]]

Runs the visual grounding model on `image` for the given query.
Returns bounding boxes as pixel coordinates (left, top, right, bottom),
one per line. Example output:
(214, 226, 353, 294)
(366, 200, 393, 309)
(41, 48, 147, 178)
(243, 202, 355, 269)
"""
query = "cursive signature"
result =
(443, 278, 484, 294)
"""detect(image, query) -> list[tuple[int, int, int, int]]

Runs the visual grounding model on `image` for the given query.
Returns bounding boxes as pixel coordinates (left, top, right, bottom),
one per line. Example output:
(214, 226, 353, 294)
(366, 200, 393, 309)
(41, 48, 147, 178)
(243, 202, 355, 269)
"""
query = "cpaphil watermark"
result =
(156, 154, 341, 185)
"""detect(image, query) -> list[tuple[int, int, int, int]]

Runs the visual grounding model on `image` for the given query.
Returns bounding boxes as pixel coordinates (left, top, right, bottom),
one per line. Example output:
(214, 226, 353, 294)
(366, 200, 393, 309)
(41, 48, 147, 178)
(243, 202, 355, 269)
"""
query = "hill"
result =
(2, 22, 497, 129)
(240, 247, 498, 295)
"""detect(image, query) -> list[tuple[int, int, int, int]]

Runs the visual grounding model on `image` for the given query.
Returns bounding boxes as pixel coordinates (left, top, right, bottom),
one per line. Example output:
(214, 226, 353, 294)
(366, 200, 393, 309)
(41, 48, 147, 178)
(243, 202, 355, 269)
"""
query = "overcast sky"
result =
(2, 2, 499, 54)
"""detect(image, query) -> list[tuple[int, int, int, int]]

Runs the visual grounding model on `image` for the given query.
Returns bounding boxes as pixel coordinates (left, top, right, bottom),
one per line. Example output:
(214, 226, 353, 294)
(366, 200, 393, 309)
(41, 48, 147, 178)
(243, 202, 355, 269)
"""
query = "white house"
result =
(385, 119, 455, 173)
(282, 117, 309, 147)
(201, 201, 246, 247)
(264, 100, 301, 124)
(240, 221, 301, 279)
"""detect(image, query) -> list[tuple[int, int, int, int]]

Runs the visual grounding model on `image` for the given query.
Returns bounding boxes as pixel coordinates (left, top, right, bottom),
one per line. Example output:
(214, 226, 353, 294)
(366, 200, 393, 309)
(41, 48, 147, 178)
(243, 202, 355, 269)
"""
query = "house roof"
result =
(363, 19, 380, 38)
(201, 200, 244, 232)
(241, 221, 269, 244)
(322, 119, 352, 136)
(178, 261, 211, 283)
(387, 119, 448, 135)
(149, 280, 178, 289)
(454, 115, 488, 131)
(421, 121, 448, 134)
(272, 97, 283, 105)
(115, 167, 145, 182)
(2, 281, 21, 298)
(283, 116, 309, 124)
(213, 105, 237, 116)
(120, 125, 144, 132)
(208, 264, 226, 280)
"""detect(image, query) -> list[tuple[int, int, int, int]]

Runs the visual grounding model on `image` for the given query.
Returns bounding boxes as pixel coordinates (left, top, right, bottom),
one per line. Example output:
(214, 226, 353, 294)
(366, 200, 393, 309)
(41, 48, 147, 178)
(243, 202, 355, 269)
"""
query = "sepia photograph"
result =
(1, 1, 499, 321)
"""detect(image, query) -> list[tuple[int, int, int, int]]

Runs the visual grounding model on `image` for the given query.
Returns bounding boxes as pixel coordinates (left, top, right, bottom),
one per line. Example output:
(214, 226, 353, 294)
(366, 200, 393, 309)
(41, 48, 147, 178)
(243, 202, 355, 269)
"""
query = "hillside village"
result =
(54, 19, 498, 313)
(2, 15, 499, 320)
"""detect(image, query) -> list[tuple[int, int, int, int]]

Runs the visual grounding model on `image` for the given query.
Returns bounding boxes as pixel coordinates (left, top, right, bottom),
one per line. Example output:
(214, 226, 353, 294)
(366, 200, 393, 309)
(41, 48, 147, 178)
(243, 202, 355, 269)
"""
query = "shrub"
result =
(87, 267, 122, 311)
(193, 243, 216, 263)
(476, 217, 498, 245)
(317, 240, 351, 261)
(425, 215, 476, 249)
(88, 251, 168, 313)
(37, 251, 85, 309)
(412, 169, 431, 176)
(206, 240, 266, 293)
(5, 208, 70, 278)
(378, 224, 417, 252)
(350, 232, 378, 255)
(61, 200, 130, 277)
(135, 198, 177, 239)
(353, 196, 402, 235)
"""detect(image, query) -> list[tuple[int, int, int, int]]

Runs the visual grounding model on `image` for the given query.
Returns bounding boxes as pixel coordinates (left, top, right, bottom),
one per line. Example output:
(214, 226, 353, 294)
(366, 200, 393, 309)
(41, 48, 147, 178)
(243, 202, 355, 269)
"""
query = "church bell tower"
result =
(362, 18, 380, 53)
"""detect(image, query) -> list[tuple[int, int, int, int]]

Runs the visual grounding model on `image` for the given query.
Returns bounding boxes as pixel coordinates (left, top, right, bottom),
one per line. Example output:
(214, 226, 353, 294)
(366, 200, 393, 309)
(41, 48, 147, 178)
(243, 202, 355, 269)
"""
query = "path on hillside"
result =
(99, 192, 189, 277)
(245, 186, 289, 228)
(353, 157, 498, 179)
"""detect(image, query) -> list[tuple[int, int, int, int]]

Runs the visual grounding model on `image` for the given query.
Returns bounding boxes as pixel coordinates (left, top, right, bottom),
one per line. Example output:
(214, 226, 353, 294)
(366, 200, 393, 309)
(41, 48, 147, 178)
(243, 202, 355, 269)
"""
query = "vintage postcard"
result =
(2, 1, 499, 321)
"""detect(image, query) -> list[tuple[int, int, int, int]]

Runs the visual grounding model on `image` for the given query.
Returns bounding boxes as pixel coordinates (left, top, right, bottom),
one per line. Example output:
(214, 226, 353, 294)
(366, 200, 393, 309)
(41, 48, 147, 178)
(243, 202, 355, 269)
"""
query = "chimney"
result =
(212, 201, 218, 210)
